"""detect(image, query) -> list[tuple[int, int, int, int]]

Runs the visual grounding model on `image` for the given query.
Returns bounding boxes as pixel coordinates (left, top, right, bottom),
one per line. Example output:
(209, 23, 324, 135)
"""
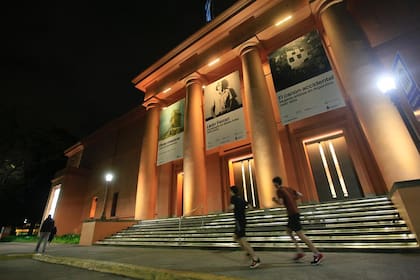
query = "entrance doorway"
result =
(304, 132, 363, 201)
(174, 172, 184, 217)
(230, 157, 259, 208)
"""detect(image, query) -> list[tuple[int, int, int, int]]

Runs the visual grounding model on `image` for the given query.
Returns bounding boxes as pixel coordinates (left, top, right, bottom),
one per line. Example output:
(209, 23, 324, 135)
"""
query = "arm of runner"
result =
(272, 196, 281, 204)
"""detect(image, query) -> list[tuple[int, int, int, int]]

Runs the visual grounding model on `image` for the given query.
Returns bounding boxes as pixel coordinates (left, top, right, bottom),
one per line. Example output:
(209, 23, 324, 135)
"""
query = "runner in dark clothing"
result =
(230, 185, 261, 269)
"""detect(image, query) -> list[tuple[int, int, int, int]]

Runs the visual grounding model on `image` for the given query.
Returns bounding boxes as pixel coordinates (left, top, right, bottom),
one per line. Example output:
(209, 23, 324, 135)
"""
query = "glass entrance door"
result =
(305, 133, 363, 201)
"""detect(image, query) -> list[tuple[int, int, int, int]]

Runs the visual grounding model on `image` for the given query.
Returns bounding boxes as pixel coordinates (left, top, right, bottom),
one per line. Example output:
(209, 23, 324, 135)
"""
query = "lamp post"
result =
(100, 172, 114, 220)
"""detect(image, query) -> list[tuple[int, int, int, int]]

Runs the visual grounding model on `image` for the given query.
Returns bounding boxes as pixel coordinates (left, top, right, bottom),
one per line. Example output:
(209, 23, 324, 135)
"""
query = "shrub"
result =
(0, 234, 80, 244)
(53, 234, 80, 244)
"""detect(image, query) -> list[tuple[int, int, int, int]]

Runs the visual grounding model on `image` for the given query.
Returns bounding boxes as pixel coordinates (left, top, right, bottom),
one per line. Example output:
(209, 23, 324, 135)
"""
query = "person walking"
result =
(230, 185, 261, 269)
(34, 215, 55, 254)
(272, 176, 324, 265)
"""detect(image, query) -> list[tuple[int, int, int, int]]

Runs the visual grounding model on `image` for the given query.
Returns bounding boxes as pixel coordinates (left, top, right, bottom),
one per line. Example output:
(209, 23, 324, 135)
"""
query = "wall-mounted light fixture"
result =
(275, 15, 292, 26)
(208, 58, 220, 67)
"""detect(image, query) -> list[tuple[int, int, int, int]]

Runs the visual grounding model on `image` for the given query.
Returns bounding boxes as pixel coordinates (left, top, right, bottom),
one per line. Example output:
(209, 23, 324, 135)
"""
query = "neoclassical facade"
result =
(45, 0, 420, 244)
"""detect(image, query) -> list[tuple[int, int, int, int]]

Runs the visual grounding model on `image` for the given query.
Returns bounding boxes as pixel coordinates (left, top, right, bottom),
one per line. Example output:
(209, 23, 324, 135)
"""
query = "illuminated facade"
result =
(45, 0, 420, 244)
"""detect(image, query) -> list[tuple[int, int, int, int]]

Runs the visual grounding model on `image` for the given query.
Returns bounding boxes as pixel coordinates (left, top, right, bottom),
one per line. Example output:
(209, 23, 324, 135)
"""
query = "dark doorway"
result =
(305, 134, 363, 201)
(111, 192, 119, 217)
(231, 157, 259, 208)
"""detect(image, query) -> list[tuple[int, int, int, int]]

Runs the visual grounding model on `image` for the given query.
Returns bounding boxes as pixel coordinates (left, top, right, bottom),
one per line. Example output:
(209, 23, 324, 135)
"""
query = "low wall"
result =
(79, 220, 137, 246)
(389, 179, 420, 243)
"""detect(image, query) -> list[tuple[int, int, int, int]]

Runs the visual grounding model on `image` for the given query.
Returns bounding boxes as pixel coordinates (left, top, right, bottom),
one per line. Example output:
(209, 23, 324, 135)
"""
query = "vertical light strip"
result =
(328, 141, 349, 197)
(49, 187, 61, 218)
(241, 162, 249, 202)
(248, 160, 257, 207)
(318, 143, 337, 198)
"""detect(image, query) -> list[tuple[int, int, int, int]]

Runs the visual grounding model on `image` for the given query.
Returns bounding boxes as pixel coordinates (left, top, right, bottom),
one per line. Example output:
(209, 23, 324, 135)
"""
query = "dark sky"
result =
(1, 0, 237, 139)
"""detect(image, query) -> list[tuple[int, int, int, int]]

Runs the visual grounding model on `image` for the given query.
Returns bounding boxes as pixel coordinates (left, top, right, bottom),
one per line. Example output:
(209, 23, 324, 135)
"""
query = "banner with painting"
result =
(204, 71, 246, 150)
(269, 30, 345, 125)
(157, 99, 184, 165)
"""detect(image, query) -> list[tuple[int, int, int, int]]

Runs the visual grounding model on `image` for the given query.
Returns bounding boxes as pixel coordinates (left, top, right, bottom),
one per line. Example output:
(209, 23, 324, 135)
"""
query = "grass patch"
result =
(53, 234, 80, 244)
(1, 234, 80, 244)
(0, 235, 37, 242)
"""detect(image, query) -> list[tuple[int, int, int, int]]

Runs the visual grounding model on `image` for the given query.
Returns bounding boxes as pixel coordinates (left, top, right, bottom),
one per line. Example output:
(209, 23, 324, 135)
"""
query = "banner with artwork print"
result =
(157, 99, 184, 165)
(204, 71, 246, 150)
(269, 30, 346, 125)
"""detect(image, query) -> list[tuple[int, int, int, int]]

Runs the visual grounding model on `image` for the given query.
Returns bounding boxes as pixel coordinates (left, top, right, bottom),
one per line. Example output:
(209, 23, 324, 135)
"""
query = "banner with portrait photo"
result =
(157, 99, 184, 165)
(269, 30, 345, 125)
(204, 71, 246, 150)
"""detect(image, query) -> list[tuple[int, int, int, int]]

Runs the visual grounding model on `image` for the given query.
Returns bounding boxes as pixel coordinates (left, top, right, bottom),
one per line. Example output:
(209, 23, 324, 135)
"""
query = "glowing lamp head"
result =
(377, 75, 396, 94)
(105, 173, 114, 182)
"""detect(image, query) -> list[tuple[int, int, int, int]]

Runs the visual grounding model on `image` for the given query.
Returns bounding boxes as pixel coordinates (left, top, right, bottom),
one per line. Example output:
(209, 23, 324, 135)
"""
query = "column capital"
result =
(183, 72, 206, 87)
(235, 36, 261, 57)
(310, 0, 343, 18)
(142, 96, 165, 110)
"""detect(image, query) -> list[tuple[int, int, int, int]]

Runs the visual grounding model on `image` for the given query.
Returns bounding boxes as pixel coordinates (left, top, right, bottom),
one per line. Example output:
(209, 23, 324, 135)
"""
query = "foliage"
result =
(0, 106, 78, 228)
(0, 234, 80, 244)
(52, 234, 80, 244)
(0, 235, 37, 242)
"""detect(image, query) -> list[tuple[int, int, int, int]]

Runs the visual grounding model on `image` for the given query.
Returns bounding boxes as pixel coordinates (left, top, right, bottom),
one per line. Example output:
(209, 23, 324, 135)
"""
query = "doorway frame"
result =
(286, 108, 386, 203)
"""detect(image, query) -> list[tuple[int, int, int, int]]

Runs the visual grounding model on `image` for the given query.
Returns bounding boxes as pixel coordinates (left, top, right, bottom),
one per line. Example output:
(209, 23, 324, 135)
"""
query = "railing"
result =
(178, 206, 204, 245)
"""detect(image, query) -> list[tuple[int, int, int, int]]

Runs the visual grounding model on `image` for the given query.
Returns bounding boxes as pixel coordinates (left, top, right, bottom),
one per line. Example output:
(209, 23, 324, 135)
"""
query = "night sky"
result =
(1, 0, 237, 139)
(0, 1, 238, 228)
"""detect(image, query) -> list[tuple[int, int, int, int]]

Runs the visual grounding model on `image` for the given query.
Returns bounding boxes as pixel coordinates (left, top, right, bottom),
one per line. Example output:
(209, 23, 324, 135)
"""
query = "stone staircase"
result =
(96, 196, 419, 251)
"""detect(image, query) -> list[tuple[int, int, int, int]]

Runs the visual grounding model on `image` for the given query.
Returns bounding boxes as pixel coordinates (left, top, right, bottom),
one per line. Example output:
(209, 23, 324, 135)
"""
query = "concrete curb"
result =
(32, 254, 244, 280)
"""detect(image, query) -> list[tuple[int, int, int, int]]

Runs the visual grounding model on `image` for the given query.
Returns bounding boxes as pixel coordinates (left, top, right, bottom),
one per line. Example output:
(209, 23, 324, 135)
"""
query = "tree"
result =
(0, 106, 77, 229)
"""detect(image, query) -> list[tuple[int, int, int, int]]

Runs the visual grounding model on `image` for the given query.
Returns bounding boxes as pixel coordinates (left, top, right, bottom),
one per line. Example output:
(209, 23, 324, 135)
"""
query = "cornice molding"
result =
(64, 142, 84, 157)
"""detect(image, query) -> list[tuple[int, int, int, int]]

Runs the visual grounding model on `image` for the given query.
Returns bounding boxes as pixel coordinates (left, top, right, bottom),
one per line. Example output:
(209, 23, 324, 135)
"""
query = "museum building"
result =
(43, 0, 420, 245)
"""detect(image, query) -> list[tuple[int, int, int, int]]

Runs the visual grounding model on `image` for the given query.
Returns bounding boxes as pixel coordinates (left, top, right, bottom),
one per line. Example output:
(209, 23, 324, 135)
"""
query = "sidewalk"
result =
(1, 242, 420, 280)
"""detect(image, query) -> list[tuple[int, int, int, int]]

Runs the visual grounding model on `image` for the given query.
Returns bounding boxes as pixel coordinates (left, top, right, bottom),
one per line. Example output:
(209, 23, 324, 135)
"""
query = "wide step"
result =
(96, 196, 419, 251)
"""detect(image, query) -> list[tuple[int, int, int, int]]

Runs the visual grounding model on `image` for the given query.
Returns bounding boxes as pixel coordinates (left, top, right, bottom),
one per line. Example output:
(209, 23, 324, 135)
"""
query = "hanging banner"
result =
(157, 99, 184, 165)
(269, 30, 345, 125)
(204, 71, 246, 150)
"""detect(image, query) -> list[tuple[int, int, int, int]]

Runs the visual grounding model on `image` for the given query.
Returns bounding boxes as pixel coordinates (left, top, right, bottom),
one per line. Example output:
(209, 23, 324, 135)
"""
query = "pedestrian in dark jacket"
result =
(35, 215, 55, 254)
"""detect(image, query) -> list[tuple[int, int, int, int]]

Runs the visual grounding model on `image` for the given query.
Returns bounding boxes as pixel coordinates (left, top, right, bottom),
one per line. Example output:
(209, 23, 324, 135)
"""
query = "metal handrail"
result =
(178, 206, 204, 245)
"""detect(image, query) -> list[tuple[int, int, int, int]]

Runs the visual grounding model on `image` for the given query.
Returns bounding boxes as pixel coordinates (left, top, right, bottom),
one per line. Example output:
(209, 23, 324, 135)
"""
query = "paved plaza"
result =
(1, 242, 420, 279)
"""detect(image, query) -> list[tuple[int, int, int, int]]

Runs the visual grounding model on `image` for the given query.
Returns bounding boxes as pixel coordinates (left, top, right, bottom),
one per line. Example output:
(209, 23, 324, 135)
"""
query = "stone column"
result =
(316, 0, 420, 189)
(238, 39, 287, 208)
(134, 100, 161, 220)
(315, 0, 420, 241)
(183, 73, 208, 216)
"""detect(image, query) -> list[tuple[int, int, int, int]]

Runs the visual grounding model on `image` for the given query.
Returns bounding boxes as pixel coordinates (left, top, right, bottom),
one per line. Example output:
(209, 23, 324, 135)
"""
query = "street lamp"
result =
(100, 172, 114, 220)
(376, 74, 396, 95)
